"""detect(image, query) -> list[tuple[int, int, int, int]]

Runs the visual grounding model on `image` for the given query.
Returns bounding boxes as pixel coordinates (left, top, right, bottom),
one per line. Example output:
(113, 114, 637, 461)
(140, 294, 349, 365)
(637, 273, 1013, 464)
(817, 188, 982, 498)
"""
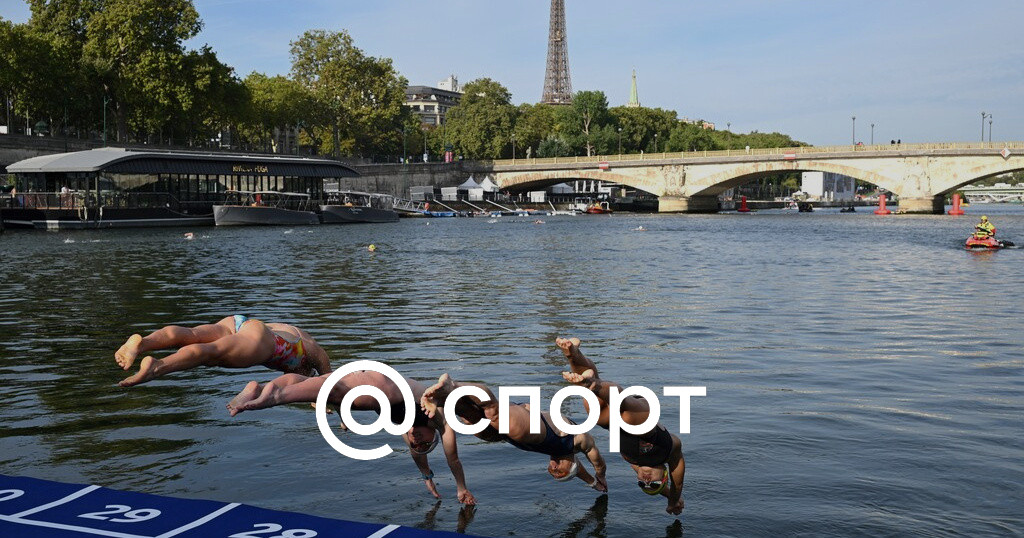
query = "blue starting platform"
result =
(0, 475, 466, 538)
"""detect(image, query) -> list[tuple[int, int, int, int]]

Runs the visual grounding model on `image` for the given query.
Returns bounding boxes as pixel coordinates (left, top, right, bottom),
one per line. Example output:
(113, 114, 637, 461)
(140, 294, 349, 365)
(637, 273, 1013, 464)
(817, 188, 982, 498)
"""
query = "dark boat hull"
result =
(1, 207, 213, 230)
(320, 205, 399, 223)
(213, 205, 319, 226)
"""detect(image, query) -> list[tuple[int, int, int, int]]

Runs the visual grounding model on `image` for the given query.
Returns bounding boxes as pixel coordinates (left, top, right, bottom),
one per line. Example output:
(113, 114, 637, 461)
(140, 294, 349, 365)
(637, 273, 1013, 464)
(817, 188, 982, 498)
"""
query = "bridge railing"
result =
(490, 141, 1024, 167)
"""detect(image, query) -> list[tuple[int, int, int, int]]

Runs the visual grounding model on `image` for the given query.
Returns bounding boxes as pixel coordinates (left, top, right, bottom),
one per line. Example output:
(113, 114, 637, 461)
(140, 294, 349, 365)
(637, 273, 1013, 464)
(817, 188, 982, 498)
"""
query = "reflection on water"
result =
(2, 207, 1023, 537)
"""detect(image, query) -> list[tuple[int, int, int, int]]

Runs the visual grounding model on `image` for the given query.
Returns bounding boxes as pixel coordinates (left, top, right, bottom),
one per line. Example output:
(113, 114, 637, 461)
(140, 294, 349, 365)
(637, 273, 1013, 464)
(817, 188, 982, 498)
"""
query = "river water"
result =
(1, 206, 1022, 537)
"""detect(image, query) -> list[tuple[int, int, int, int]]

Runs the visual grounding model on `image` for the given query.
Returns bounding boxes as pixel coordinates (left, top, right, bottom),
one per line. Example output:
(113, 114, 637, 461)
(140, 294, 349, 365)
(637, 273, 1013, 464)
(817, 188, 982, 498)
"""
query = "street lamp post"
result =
(511, 134, 516, 161)
(989, 117, 993, 143)
(617, 127, 622, 155)
(654, 133, 659, 153)
(102, 95, 111, 146)
(402, 127, 407, 164)
(981, 112, 990, 142)
(870, 123, 874, 145)
(851, 116, 856, 145)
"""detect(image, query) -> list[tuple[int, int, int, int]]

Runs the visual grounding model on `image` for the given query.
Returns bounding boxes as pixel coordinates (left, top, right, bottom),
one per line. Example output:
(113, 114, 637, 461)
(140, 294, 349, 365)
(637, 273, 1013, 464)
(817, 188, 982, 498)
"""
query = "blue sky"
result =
(2, 0, 1022, 146)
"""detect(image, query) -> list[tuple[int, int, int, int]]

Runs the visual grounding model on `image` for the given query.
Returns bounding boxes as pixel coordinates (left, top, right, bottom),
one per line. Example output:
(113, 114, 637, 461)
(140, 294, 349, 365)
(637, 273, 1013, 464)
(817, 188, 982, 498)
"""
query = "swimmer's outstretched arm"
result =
(575, 433, 608, 492)
(439, 421, 476, 505)
(556, 337, 600, 378)
(663, 436, 686, 515)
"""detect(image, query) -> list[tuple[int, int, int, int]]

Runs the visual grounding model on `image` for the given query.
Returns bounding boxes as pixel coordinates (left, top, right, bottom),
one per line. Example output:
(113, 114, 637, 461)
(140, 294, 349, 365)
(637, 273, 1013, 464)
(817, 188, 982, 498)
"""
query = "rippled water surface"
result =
(2, 207, 1023, 537)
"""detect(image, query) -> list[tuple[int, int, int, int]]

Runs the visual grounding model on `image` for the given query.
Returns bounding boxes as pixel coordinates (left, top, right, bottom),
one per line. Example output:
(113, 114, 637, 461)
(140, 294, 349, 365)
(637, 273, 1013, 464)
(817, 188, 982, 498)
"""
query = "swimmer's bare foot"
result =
(115, 334, 143, 370)
(227, 381, 260, 416)
(421, 373, 455, 419)
(238, 383, 285, 412)
(562, 369, 596, 389)
(119, 356, 160, 387)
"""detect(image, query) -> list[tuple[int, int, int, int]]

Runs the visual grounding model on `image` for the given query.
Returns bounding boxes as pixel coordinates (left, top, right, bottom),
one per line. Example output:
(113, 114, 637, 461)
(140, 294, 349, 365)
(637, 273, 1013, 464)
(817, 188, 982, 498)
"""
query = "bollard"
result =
(737, 195, 751, 213)
(874, 194, 892, 215)
(948, 193, 965, 215)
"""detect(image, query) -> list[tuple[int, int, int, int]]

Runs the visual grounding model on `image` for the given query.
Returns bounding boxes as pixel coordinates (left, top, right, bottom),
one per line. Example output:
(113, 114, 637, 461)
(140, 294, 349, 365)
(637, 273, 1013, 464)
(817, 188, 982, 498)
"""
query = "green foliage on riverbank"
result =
(443, 81, 805, 160)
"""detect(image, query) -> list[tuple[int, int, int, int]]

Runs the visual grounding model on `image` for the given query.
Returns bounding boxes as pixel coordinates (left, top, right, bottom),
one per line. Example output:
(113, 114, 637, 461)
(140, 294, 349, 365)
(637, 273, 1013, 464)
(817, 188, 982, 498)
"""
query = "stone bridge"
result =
(485, 142, 1024, 213)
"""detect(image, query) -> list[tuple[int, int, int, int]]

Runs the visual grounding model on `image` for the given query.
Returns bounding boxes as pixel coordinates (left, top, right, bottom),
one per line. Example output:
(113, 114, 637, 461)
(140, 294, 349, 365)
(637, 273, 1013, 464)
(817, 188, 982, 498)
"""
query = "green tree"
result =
(609, 106, 677, 153)
(241, 72, 313, 152)
(289, 29, 410, 158)
(82, 0, 202, 142)
(665, 122, 719, 152)
(570, 90, 610, 156)
(514, 103, 557, 158)
(443, 78, 516, 159)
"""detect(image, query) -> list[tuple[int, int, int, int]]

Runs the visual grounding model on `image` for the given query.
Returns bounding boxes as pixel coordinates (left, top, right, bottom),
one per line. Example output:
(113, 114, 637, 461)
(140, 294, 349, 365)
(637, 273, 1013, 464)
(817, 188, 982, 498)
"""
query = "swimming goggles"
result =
(552, 457, 580, 482)
(410, 428, 442, 455)
(638, 463, 671, 495)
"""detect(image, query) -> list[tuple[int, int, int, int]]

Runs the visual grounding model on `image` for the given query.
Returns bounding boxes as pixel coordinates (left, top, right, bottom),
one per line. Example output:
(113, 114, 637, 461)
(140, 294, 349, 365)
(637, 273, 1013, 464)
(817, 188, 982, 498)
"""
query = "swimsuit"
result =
(506, 413, 575, 457)
(233, 315, 311, 374)
(389, 400, 430, 428)
(620, 424, 673, 467)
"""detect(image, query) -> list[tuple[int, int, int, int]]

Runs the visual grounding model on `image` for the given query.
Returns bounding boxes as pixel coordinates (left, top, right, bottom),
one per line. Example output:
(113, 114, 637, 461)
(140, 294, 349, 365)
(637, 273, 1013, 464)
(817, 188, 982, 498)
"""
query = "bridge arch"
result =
(687, 160, 897, 197)
(496, 169, 665, 196)
(937, 161, 1024, 194)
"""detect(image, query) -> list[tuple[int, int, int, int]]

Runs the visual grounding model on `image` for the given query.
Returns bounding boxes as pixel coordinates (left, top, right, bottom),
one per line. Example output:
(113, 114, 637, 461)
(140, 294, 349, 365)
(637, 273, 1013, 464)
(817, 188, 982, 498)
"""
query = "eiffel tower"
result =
(541, 0, 573, 105)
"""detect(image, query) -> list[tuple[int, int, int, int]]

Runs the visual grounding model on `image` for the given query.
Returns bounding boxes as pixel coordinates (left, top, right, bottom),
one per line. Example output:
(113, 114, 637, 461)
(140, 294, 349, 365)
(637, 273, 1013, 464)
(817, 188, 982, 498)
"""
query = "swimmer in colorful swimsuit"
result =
(226, 370, 476, 505)
(420, 374, 608, 492)
(556, 337, 686, 515)
(114, 315, 331, 387)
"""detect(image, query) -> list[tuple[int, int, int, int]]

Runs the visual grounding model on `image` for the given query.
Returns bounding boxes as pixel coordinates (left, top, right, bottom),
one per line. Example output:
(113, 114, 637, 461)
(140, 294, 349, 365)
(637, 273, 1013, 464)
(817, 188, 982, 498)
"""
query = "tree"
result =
(514, 103, 557, 158)
(290, 29, 410, 158)
(609, 106, 677, 153)
(443, 78, 516, 159)
(570, 90, 610, 156)
(665, 123, 719, 152)
(82, 0, 202, 142)
(242, 72, 313, 152)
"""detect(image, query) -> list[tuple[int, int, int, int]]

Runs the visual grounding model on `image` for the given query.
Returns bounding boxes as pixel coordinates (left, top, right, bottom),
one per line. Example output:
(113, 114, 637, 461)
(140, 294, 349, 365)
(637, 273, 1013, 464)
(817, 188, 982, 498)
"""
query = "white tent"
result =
(478, 176, 499, 192)
(458, 176, 481, 190)
(550, 182, 574, 194)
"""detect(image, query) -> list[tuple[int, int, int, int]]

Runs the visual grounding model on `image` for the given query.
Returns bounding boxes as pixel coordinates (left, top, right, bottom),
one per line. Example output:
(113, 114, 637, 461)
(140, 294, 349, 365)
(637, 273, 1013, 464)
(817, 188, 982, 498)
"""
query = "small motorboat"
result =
(965, 235, 1014, 250)
(797, 201, 814, 212)
(585, 201, 613, 214)
(321, 191, 399, 224)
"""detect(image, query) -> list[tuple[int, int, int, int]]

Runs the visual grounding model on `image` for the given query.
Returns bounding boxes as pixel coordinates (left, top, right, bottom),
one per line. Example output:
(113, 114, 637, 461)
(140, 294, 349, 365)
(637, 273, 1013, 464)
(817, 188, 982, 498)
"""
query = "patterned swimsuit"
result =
(233, 315, 310, 374)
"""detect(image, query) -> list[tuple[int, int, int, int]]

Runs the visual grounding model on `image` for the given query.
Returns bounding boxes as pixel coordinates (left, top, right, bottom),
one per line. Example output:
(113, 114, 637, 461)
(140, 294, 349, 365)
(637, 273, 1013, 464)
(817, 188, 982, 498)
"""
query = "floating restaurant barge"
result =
(1, 148, 358, 230)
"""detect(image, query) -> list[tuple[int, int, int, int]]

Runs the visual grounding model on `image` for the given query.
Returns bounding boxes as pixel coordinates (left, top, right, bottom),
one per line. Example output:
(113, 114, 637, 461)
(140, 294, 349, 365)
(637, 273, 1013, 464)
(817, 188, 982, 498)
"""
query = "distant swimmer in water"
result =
(557, 337, 686, 515)
(421, 373, 608, 492)
(114, 315, 331, 387)
(227, 370, 476, 505)
(634, 226, 646, 231)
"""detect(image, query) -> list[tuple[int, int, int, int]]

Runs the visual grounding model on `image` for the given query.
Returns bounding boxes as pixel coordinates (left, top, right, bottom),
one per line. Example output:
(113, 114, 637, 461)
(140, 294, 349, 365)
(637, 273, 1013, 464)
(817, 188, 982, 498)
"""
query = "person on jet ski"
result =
(974, 215, 996, 238)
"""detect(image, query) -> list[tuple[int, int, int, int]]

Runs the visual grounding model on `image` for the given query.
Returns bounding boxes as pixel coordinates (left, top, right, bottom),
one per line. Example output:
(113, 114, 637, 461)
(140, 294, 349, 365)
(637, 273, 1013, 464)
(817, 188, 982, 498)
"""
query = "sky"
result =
(2, 0, 1022, 146)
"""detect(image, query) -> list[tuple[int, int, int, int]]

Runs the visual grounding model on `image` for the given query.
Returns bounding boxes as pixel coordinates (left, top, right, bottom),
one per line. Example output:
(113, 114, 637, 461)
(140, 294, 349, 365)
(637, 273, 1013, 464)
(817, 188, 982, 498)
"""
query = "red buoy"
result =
(948, 193, 965, 215)
(874, 194, 892, 215)
(737, 195, 751, 213)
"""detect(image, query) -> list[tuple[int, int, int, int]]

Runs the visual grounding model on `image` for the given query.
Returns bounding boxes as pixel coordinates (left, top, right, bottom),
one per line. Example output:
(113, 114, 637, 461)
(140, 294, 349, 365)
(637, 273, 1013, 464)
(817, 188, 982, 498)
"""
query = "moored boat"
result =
(321, 191, 399, 224)
(585, 201, 613, 214)
(213, 191, 319, 226)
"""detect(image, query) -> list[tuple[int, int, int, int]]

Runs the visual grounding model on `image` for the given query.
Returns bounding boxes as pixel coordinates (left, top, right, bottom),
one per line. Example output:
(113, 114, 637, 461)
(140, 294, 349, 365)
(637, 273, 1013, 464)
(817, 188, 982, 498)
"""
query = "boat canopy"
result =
(6, 147, 359, 178)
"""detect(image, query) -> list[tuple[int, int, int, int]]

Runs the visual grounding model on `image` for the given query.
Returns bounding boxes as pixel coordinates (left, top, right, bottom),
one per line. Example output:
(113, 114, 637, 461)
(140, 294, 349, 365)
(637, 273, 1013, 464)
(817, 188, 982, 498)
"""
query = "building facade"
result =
(405, 75, 462, 127)
(801, 171, 857, 201)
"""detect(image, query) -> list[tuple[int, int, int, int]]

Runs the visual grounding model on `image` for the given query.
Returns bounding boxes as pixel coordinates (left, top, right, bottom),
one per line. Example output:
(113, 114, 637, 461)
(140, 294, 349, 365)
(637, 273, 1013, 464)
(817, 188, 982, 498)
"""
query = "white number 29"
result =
(78, 504, 161, 523)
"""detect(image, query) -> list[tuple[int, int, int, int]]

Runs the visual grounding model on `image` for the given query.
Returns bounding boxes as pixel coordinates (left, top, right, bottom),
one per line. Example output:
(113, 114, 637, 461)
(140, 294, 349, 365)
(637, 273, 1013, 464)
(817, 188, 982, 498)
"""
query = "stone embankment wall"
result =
(1, 135, 100, 171)
(345, 162, 487, 198)
(2, 136, 493, 197)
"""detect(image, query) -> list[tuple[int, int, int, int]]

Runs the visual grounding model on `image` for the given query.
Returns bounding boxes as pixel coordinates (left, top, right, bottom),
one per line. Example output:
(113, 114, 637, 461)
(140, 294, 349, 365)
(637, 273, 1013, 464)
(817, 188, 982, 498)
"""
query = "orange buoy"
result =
(874, 194, 892, 215)
(737, 195, 751, 213)
(948, 193, 965, 215)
